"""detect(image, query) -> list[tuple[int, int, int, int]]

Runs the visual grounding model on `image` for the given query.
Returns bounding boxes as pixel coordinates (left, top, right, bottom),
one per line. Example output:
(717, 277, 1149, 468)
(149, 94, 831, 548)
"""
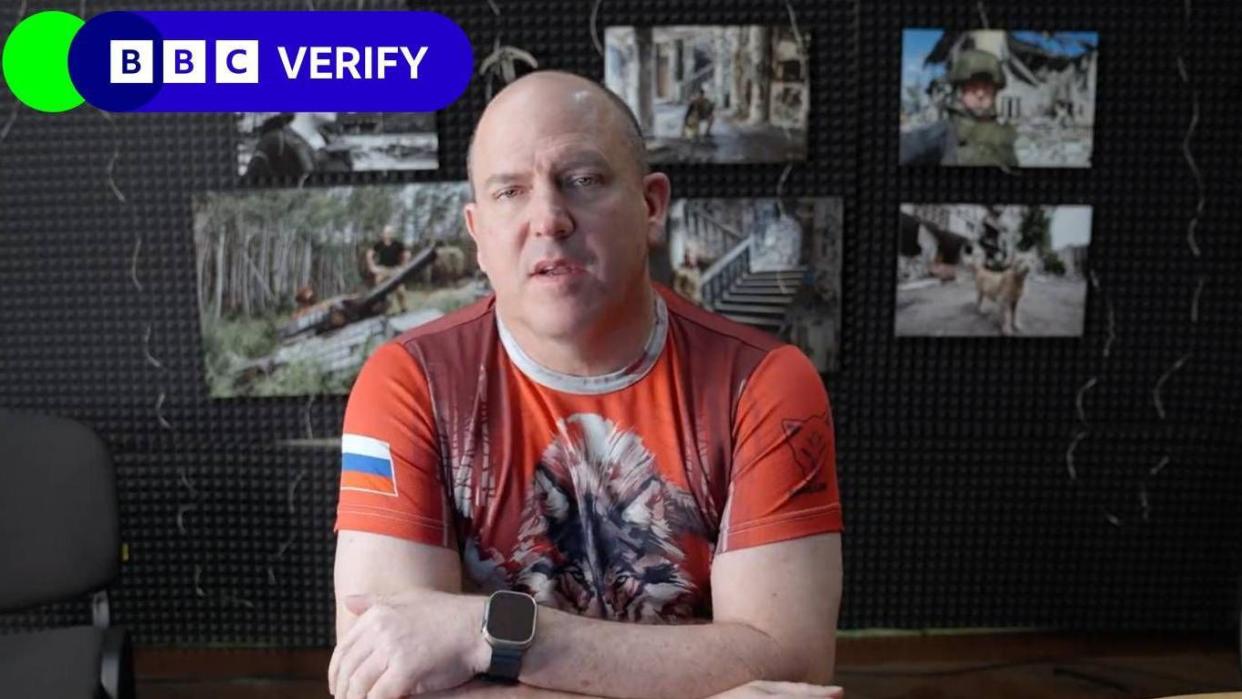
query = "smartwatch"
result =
(480, 590, 538, 683)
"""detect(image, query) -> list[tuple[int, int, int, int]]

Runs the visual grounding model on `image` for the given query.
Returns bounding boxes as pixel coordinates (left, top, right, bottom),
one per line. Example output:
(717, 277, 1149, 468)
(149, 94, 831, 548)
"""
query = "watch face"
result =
(486, 591, 536, 644)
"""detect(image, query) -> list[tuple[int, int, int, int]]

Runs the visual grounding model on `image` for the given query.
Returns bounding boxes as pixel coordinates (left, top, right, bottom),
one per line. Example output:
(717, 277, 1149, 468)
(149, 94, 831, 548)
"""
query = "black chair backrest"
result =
(0, 409, 119, 612)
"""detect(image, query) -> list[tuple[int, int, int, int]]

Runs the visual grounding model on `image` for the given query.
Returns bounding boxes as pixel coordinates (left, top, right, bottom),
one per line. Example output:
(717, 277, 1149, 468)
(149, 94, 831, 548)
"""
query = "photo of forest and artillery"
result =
(193, 182, 482, 398)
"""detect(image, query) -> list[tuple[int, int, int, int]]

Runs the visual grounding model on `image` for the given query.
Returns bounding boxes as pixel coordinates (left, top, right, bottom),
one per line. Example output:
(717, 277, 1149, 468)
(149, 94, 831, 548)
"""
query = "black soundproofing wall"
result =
(1, 0, 1240, 646)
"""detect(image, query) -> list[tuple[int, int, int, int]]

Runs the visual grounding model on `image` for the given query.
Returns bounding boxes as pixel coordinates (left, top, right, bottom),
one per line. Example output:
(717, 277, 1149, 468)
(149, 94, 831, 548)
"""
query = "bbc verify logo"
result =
(1, 10, 470, 113)
(109, 41, 430, 84)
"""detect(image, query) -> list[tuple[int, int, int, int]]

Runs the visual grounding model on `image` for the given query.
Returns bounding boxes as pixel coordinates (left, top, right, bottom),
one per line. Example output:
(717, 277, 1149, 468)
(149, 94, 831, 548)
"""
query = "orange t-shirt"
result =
(336, 285, 841, 622)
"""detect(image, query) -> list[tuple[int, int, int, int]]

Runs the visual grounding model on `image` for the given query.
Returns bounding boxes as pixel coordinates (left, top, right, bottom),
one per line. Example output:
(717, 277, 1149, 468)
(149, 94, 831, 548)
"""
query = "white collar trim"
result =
(496, 295, 668, 395)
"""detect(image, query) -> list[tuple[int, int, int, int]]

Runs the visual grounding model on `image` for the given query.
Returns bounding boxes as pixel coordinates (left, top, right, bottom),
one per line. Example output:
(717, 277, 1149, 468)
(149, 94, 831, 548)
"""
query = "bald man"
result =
(329, 71, 844, 699)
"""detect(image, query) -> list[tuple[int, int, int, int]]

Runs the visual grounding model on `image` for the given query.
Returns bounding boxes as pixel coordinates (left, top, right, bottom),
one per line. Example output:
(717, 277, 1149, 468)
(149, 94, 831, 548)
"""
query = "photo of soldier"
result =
(192, 182, 482, 398)
(605, 25, 809, 164)
(242, 112, 353, 181)
(899, 47, 1017, 168)
(899, 29, 1098, 169)
(237, 111, 438, 179)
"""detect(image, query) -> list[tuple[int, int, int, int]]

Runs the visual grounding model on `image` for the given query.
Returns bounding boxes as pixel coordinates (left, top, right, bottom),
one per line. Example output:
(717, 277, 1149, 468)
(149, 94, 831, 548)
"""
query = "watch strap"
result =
(484, 645, 524, 683)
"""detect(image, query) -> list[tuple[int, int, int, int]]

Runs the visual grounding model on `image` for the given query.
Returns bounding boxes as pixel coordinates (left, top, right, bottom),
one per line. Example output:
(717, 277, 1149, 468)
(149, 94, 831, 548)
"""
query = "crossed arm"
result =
(330, 530, 842, 699)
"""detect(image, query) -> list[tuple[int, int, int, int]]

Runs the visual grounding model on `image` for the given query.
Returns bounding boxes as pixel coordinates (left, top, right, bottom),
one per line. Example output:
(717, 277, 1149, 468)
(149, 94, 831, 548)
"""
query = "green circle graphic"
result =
(2, 10, 85, 113)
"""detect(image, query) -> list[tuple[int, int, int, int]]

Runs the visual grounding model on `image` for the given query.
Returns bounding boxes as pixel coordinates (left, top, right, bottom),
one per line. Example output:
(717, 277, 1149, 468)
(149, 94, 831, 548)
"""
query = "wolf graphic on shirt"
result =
(467, 413, 706, 622)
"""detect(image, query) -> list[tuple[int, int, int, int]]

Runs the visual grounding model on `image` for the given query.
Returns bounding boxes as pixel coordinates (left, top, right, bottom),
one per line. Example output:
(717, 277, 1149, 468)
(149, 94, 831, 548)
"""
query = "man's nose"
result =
(528, 185, 574, 239)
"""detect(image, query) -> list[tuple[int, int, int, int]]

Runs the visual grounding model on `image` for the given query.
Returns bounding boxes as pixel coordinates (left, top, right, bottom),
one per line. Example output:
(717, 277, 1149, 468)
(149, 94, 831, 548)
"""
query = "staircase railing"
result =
(683, 201, 745, 260)
(699, 237, 751, 311)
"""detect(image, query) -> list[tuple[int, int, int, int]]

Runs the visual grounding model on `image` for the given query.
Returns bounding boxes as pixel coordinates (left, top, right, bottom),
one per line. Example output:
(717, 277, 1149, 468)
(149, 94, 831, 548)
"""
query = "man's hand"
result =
(328, 588, 488, 699)
(710, 681, 844, 699)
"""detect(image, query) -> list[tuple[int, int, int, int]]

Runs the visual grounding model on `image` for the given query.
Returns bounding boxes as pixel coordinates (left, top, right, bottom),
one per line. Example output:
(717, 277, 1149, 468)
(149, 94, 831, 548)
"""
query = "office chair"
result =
(0, 409, 134, 699)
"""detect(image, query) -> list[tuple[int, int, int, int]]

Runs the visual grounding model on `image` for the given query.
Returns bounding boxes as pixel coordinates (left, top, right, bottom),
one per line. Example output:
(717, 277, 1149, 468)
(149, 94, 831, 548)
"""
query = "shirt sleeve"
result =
(334, 341, 452, 548)
(717, 345, 843, 554)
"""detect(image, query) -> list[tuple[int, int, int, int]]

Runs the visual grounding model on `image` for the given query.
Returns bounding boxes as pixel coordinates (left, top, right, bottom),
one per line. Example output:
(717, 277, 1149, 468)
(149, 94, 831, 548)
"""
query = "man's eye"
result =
(494, 187, 520, 200)
(568, 175, 599, 187)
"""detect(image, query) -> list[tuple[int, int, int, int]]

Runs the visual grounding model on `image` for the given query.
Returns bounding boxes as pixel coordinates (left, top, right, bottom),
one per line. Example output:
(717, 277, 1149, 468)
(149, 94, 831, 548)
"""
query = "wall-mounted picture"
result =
(896, 204, 1092, 337)
(899, 29, 1098, 168)
(605, 26, 809, 164)
(659, 197, 841, 371)
(236, 112, 438, 180)
(193, 182, 482, 398)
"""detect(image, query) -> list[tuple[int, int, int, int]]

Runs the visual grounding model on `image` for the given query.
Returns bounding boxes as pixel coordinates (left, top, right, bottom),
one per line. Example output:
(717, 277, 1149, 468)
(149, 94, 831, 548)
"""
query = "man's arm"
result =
(333, 530, 460, 642)
(711, 533, 842, 685)
(334, 531, 601, 698)
(332, 531, 841, 699)
(517, 533, 842, 698)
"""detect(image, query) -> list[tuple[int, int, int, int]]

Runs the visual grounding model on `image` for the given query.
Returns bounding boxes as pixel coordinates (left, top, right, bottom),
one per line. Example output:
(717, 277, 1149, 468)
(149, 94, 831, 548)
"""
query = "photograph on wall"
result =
(236, 112, 438, 179)
(895, 204, 1092, 337)
(658, 197, 841, 371)
(605, 26, 809, 164)
(899, 29, 1098, 168)
(193, 182, 482, 398)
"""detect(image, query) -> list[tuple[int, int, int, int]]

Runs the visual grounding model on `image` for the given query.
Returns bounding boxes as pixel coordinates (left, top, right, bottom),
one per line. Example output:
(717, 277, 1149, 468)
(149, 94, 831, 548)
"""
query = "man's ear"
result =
(463, 201, 488, 276)
(642, 172, 672, 248)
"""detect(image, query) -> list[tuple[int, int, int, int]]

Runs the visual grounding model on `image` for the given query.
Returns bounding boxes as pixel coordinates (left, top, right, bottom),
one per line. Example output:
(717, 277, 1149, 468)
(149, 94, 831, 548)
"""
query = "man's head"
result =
(466, 74, 649, 193)
(380, 224, 395, 243)
(948, 48, 1005, 116)
(463, 70, 670, 343)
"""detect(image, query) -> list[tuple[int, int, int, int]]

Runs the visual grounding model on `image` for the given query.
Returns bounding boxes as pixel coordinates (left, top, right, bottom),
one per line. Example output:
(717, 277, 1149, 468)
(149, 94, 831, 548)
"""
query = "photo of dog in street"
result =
(967, 251, 1031, 336)
(895, 204, 1091, 337)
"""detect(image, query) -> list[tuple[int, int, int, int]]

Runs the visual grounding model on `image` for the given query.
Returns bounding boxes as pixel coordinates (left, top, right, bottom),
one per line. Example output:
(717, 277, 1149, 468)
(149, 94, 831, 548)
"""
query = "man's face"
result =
(381, 225, 394, 243)
(960, 80, 997, 114)
(464, 77, 669, 340)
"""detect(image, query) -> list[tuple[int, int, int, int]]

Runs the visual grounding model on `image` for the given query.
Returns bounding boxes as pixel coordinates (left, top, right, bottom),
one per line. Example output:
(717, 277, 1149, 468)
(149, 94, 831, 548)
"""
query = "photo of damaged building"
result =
(659, 197, 842, 372)
(605, 25, 809, 164)
(900, 29, 1098, 168)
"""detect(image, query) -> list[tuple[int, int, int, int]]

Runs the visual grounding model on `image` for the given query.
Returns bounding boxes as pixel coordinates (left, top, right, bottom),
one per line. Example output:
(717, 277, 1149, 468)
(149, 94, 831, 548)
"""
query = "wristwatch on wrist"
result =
(480, 590, 538, 683)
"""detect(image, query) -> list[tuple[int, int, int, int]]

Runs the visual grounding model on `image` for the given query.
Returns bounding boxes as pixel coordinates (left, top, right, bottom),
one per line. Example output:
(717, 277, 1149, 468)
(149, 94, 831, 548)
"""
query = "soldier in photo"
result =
(366, 224, 412, 313)
(243, 112, 354, 180)
(899, 48, 1018, 168)
(682, 87, 716, 140)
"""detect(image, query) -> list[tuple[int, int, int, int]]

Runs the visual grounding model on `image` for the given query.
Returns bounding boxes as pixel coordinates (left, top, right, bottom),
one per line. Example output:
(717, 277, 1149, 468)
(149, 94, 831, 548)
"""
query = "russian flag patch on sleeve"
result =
(341, 433, 398, 496)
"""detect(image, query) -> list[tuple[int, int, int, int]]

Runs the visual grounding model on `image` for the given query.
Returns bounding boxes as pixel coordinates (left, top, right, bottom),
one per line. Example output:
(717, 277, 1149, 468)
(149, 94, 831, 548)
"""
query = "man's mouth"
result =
(531, 259, 584, 277)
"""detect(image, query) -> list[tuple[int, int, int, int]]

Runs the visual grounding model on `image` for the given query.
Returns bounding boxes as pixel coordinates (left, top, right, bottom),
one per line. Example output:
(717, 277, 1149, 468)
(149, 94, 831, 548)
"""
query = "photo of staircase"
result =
(711, 267, 806, 332)
(665, 197, 842, 371)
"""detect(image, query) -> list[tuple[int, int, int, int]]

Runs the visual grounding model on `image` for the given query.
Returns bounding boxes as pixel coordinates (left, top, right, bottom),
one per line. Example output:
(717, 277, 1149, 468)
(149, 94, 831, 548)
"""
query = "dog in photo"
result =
(969, 253, 1031, 336)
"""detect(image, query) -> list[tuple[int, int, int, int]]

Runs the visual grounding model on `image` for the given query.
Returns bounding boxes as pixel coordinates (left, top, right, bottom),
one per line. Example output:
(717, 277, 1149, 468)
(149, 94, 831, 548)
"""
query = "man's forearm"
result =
(514, 605, 801, 699)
